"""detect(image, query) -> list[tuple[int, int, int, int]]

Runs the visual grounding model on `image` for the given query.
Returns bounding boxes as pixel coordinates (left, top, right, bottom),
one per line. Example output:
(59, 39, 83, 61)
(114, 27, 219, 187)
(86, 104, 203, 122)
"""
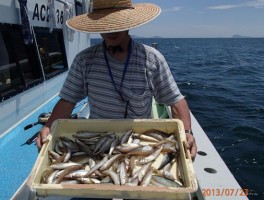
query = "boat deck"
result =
(0, 96, 88, 200)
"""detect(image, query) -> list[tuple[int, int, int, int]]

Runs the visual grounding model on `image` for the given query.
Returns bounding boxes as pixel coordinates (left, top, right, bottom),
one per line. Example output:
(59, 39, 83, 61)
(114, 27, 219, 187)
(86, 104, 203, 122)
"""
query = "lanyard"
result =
(103, 38, 132, 94)
(103, 39, 132, 117)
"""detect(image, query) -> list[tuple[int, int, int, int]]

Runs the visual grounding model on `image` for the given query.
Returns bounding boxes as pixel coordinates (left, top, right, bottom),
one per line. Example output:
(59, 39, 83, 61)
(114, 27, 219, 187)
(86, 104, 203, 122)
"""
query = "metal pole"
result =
(55, 0, 72, 6)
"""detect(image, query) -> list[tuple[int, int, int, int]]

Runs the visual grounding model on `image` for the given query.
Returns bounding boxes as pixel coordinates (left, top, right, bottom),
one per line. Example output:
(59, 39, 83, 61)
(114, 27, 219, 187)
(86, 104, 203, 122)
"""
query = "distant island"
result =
(232, 34, 251, 38)
(131, 35, 163, 38)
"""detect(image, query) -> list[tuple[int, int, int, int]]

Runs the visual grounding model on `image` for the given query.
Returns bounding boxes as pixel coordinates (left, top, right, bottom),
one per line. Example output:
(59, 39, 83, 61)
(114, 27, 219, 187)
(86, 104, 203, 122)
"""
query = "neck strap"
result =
(103, 38, 132, 94)
(103, 38, 132, 118)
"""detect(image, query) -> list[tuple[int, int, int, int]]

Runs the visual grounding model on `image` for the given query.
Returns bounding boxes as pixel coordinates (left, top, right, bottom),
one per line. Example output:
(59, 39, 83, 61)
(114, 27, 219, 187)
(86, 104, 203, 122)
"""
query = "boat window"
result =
(0, 24, 68, 102)
(0, 24, 43, 101)
(75, 0, 83, 16)
(34, 27, 68, 80)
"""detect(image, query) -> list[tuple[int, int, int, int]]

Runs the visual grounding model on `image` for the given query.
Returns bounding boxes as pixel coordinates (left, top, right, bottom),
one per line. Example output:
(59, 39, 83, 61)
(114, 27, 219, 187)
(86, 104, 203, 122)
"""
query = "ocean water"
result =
(92, 38, 264, 200)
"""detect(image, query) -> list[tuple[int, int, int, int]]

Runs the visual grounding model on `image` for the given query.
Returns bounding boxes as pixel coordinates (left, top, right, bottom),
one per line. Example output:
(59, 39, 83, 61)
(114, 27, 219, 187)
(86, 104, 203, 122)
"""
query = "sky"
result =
(91, 0, 264, 38)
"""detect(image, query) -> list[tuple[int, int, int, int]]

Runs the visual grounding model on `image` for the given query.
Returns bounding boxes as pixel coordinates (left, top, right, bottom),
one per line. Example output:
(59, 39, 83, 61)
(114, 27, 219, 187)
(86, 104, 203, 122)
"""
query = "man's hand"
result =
(36, 125, 50, 151)
(186, 133, 197, 161)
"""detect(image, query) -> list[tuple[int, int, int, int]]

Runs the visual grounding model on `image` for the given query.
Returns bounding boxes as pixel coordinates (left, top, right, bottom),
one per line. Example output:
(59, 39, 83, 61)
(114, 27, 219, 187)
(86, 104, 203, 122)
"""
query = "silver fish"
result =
(163, 162, 175, 181)
(116, 143, 142, 153)
(137, 145, 163, 165)
(61, 180, 80, 184)
(119, 161, 127, 185)
(128, 145, 155, 156)
(140, 168, 153, 186)
(100, 154, 123, 171)
(84, 155, 109, 177)
(56, 165, 83, 184)
(77, 177, 100, 184)
(63, 146, 71, 162)
(47, 170, 59, 184)
(48, 150, 60, 160)
(137, 162, 153, 183)
(64, 169, 89, 179)
(102, 170, 120, 185)
(126, 177, 139, 186)
(49, 162, 82, 170)
(151, 175, 181, 188)
(133, 133, 159, 143)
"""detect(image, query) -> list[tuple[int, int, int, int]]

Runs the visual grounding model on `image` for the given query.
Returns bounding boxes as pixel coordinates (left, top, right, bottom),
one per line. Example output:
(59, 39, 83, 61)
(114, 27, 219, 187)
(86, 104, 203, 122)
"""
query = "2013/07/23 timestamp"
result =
(202, 188, 249, 197)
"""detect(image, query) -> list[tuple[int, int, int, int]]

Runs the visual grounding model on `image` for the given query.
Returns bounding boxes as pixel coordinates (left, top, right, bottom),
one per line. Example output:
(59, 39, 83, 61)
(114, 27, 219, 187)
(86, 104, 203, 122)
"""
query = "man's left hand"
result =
(186, 133, 197, 161)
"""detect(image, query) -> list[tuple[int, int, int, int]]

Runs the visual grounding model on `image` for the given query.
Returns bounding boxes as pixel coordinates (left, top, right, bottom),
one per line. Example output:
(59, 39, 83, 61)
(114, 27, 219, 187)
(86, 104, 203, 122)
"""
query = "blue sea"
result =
(94, 38, 264, 200)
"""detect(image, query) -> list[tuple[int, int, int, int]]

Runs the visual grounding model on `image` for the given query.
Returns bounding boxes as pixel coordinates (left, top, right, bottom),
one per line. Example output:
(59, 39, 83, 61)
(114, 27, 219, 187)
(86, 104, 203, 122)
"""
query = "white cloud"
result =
(162, 6, 183, 13)
(208, 0, 264, 10)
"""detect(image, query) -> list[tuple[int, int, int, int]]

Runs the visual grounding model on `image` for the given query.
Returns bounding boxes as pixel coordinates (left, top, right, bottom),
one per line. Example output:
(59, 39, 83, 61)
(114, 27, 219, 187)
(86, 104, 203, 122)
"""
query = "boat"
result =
(0, 0, 249, 200)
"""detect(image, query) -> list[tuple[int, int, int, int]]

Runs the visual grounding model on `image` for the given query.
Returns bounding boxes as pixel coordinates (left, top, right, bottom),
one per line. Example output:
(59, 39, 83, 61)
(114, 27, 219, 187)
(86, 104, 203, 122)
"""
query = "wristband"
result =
(185, 130, 193, 135)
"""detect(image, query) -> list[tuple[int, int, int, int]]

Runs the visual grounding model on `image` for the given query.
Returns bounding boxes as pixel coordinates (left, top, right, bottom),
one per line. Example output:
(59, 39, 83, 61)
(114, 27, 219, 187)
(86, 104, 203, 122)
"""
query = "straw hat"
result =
(66, 0, 161, 33)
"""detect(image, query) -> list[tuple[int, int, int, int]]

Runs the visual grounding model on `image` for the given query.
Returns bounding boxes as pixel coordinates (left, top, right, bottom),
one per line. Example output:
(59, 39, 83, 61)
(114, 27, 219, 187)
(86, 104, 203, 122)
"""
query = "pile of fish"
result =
(41, 129, 184, 188)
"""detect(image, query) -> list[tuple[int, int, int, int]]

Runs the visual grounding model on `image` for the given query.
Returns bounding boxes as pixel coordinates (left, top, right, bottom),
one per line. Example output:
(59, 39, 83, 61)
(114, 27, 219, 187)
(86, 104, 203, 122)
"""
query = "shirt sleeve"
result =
(148, 50, 184, 106)
(59, 54, 87, 103)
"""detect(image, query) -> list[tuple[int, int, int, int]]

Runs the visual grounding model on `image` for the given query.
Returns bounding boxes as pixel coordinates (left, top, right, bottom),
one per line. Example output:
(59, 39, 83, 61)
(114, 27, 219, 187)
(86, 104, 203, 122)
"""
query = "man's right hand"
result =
(36, 125, 50, 151)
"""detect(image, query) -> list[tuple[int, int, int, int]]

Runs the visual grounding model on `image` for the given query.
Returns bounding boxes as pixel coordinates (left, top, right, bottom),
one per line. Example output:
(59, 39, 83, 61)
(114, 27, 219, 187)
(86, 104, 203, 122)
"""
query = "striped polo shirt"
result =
(59, 39, 184, 119)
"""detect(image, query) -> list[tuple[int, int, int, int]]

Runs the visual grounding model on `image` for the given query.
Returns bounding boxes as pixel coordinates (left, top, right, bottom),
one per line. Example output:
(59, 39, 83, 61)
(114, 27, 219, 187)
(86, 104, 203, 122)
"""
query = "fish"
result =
(56, 165, 83, 184)
(140, 168, 153, 186)
(41, 128, 184, 188)
(151, 175, 181, 188)
(150, 138, 177, 148)
(93, 132, 115, 155)
(75, 138, 93, 157)
(137, 162, 153, 183)
(108, 137, 119, 156)
(50, 153, 67, 164)
(116, 143, 142, 153)
(83, 155, 109, 177)
(71, 152, 87, 156)
(125, 177, 139, 186)
(163, 162, 175, 181)
(46, 169, 59, 184)
(61, 180, 79, 184)
(119, 129, 133, 144)
(48, 150, 61, 161)
(133, 133, 160, 143)
(74, 131, 105, 139)
(100, 176, 113, 184)
(119, 161, 127, 185)
(140, 129, 168, 138)
(136, 145, 163, 165)
(102, 170, 120, 185)
(49, 162, 82, 170)
(63, 146, 72, 162)
(70, 154, 90, 164)
(93, 134, 116, 155)
(64, 169, 89, 179)
(158, 152, 174, 170)
(127, 145, 155, 156)
(77, 177, 100, 184)
(100, 154, 123, 171)
(60, 136, 79, 152)
(54, 137, 64, 154)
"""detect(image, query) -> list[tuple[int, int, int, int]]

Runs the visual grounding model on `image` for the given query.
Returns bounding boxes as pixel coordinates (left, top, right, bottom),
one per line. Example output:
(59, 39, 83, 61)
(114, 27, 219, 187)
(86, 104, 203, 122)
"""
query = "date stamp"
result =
(202, 188, 249, 197)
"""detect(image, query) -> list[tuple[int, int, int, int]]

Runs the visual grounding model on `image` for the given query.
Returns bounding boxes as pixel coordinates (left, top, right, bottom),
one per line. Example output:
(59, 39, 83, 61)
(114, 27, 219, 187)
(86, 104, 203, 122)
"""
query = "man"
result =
(36, 0, 197, 160)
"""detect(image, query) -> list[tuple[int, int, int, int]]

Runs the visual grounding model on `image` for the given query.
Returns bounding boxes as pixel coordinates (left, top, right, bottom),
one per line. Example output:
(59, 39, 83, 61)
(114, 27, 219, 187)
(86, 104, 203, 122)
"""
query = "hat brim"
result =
(66, 3, 161, 33)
